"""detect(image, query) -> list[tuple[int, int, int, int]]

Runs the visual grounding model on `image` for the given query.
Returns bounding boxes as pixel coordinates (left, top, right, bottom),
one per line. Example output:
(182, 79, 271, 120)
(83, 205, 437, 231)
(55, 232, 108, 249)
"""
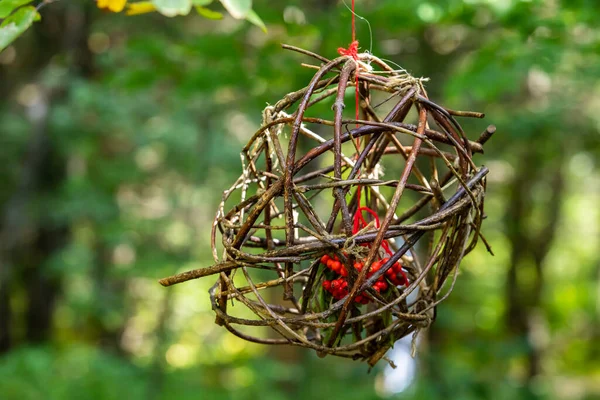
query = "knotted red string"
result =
(337, 40, 359, 60)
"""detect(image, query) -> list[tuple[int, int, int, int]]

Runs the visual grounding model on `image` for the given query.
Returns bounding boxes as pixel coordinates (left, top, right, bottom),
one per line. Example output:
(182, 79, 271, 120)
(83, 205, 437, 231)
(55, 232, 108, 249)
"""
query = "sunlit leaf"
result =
(195, 6, 222, 19)
(97, 0, 127, 12)
(126, 1, 157, 15)
(192, 0, 212, 5)
(0, 0, 33, 18)
(245, 9, 265, 32)
(151, 0, 192, 17)
(0, 6, 39, 52)
(219, 0, 251, 19)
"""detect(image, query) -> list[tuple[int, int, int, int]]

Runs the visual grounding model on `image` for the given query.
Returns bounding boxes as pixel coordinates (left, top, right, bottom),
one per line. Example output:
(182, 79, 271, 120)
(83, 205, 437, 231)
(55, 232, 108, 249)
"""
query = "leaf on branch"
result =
(219, 0, 251, 19)
(0, 0, 34, 19)
(97, 0, 127, 12)
(152, 0, 192, 17)
(191, 0, 212, 5)
(245, 9, 265, 32)
(195, 6, 222, 19)
(0, 6, 40, 52)
(126, 1, 157, 15)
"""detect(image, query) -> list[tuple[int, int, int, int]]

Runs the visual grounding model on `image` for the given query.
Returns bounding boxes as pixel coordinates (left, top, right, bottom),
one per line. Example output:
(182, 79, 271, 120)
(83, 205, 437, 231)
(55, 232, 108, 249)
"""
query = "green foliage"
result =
(245, 9, 265, 32)
(0, 346, 147, 400)
(0, 0, 265, 54)
(0, 5, 39, 51)
(194, 5, 223, 20)
(152, 0, 193, 17)
(0, 0, 33, 18)
(132, 0, 265, 30)
(219, 0, 251, 19)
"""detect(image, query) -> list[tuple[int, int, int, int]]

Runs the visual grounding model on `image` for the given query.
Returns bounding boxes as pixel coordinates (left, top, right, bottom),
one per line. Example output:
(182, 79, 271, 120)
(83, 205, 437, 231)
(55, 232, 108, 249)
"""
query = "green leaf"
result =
(245, 9, 265, 32)
(195, 6, 222, 19)
(0, 0, 33, 18)
(191, 0, 212, 5)
(151, 0, 192, 17)
(0, 6, 39, 52)
(219, 0, 251, 19)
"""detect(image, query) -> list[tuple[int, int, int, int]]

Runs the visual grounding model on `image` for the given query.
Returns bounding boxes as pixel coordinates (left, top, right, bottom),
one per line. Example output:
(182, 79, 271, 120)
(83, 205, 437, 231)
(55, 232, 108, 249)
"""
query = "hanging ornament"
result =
(159, 4, 495, 366)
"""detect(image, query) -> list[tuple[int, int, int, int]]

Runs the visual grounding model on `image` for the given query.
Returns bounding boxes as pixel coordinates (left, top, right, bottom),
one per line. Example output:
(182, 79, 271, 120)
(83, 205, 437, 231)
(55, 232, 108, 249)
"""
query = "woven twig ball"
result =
(160, 45, 495, 366)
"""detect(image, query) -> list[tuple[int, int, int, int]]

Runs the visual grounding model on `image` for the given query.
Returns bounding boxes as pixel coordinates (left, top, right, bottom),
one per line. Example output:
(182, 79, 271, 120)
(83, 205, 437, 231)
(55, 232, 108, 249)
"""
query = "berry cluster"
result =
(320, 254, 408, 305)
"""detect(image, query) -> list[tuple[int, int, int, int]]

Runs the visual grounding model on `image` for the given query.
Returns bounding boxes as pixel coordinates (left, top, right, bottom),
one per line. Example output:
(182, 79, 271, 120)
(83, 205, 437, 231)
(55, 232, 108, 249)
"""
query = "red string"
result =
(337, 40, 359, 60)
(340, 1, 397, 265)
(350, 0, 357, 128)
(335, 1, 406, 287)
(337, 0, 360, 130)
(352, 205, 394, 256)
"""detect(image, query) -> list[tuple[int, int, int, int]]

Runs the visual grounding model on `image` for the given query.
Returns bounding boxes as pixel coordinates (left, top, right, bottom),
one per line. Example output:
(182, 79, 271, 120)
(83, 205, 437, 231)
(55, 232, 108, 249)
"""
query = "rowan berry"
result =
(370, 260, 381, 274)
(331, 261, 341, 273)
(373, 280, 388, 292)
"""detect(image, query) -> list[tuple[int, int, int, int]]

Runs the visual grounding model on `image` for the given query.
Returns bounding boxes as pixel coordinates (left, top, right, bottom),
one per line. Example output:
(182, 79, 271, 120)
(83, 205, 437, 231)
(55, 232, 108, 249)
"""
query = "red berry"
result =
(340, 266, 348, 277)
(321, 255, 330, 265)
(374, 281, 388, 292)
(333, 279, 347, 298)
(369, 261, 382, 277)
(354, 262, 363, 271)
(331, 261, 341, 273)
(333, 283, 347, 299)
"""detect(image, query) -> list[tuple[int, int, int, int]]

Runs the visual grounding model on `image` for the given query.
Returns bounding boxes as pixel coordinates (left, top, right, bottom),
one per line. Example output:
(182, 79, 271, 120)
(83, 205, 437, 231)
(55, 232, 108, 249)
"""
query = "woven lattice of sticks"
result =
(159, 45, 495, 366)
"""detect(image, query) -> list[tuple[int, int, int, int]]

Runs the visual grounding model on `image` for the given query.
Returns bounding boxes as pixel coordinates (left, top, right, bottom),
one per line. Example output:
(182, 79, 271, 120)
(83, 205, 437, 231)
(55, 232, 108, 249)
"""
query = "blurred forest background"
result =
(0, 0, 599, 399)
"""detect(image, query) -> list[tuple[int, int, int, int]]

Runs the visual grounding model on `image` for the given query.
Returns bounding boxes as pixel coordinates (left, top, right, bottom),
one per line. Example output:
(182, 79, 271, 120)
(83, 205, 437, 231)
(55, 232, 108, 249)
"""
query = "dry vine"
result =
(159, 45, 495, 366)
